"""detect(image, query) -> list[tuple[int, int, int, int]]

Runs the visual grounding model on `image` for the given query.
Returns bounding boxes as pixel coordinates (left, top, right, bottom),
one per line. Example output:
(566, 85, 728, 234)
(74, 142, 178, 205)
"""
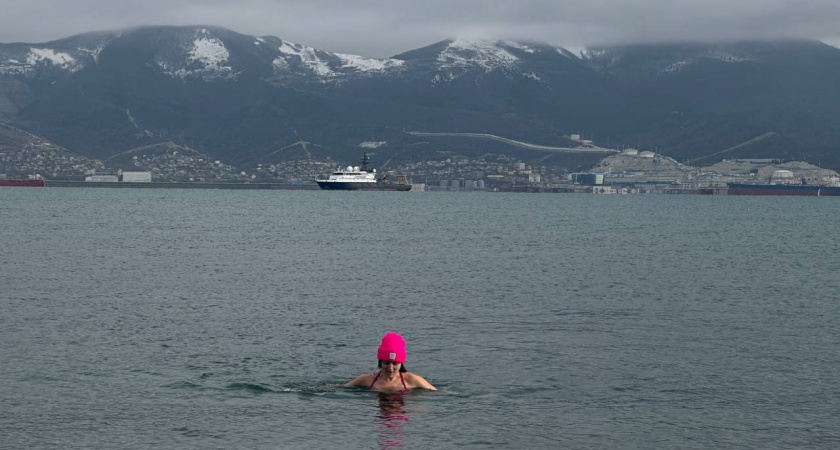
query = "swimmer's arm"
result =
(345, 373, 373, 387)
(406, 373, 437, 391)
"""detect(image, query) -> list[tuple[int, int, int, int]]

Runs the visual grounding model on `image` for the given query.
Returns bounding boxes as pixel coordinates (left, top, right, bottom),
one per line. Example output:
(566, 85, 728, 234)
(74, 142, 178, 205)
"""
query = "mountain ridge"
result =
(2, 25, 840, 173)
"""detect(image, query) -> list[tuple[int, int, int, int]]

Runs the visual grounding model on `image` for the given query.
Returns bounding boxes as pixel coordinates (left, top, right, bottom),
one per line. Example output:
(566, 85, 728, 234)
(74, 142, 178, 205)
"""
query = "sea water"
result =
(2, 188, 839, 449)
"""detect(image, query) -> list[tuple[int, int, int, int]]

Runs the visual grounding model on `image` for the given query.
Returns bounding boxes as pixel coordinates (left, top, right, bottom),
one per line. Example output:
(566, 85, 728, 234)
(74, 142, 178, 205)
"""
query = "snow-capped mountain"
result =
(4, 27, 809, 87)
(272, 40, 405, 81)
(0, 26, 408, 84)
(2, 25, 840, 172)
(0, 31, 116, 76)
(0, 29, 607, 86)
(579, 40, 840, 79)
(391, 38, 588, 86)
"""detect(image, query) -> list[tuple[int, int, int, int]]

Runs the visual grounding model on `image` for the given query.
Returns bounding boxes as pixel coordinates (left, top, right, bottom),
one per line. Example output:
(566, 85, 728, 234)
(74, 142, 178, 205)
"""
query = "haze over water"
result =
(2, 189, 839, 449)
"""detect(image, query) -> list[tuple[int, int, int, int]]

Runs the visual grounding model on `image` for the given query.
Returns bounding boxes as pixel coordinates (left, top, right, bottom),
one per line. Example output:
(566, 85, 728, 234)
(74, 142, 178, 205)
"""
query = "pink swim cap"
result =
(377, 332, 407, 363)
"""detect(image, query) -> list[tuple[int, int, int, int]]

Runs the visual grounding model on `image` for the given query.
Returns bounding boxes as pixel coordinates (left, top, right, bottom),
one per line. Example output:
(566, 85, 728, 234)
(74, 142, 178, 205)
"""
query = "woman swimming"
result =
(346, 332, 437, 392)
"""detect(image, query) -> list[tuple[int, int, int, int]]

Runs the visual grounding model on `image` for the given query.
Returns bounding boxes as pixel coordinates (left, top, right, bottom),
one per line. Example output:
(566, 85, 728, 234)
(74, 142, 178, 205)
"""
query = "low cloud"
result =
(3, 0, 840, 57)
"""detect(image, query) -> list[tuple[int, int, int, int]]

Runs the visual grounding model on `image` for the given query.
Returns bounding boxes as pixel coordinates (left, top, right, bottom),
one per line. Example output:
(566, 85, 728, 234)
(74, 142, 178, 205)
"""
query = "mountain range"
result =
(2, 25, 840, 172)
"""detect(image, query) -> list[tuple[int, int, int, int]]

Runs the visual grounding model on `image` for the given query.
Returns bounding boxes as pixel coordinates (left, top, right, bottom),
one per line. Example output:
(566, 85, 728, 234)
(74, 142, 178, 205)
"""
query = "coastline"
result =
(45, 181, 320, 190)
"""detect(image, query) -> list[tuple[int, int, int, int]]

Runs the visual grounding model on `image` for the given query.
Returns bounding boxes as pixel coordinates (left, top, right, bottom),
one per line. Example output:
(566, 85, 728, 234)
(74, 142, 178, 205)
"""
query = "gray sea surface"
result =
(2, 188, 839, 449)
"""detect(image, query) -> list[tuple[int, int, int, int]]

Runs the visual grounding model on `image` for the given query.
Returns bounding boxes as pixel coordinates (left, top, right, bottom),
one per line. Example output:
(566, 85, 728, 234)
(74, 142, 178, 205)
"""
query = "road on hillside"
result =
(404, 131, 619, 154)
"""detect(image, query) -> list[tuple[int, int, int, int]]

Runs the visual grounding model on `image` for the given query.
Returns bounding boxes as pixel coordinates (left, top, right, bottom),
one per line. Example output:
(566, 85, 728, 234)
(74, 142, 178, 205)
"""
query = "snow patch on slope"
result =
(276, 41, 333, 77)
(27, 48, 81, 71)
(580, 48, 607, 59)
(505, 42, 536, 54)
(273, 41, 404, 80)
(159, 32, 236, 80)
(1, 45, 100, 75)
(187, 37, 233, 75)
(557, 46, 586, 59)
(335, 53, 404, 72)
(437, 39, 519, 72)
(582, 46, 752, 75)
(820, 37, 840, 49)
(664, 60, 692, 73)
(704, 50, 749, 63)
(77, 44, 106, 61)
(0, 58, 32, 75)
(664, 50, 750, 73)
(430, 39, 542, 86)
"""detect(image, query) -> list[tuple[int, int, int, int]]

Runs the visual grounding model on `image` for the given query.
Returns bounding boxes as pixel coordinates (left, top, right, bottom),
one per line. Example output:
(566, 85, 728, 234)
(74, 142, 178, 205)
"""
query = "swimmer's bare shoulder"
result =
(404, 372, 437, 391)
(345, 372, 375, 387)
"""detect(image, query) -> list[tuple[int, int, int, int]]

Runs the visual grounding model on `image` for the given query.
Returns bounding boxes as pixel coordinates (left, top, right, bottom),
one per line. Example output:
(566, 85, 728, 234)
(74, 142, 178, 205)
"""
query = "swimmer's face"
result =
(379, 360, 401, 373)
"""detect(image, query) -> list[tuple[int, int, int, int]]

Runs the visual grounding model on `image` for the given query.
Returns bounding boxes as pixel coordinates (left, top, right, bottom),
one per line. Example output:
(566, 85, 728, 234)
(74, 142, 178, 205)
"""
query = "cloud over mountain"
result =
(2, 1, 840, 58)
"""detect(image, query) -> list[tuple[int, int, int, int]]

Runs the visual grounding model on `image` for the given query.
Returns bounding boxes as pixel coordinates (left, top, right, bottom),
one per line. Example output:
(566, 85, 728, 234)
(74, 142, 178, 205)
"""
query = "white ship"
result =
(316, 153, 411, 191)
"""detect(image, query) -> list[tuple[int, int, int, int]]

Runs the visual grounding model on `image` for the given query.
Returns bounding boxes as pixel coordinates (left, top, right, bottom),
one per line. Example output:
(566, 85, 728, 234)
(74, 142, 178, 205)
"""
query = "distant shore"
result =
(46, 180, 320, 190)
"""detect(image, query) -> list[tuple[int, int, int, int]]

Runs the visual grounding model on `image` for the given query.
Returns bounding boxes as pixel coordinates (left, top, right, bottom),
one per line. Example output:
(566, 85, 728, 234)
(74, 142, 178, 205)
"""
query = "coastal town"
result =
(2, 135, 839, 193)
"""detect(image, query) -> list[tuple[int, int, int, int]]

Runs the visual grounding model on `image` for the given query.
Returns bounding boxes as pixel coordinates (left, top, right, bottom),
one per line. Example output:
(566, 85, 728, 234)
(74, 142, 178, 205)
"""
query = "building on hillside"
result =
(121, 171, 152, 182)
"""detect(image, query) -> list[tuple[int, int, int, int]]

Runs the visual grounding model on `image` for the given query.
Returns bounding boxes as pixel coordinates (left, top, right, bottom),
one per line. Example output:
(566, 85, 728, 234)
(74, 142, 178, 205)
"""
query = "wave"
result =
(225, 382, 281, 393)
(164, 381, 205, 390)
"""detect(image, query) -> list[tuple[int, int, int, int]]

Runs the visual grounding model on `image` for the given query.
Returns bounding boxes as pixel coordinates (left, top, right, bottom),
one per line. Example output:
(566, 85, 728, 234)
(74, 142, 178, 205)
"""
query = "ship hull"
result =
(316, 181, 411, 191)
(728, 183, 840, 196)
(0, 179, 46, 187)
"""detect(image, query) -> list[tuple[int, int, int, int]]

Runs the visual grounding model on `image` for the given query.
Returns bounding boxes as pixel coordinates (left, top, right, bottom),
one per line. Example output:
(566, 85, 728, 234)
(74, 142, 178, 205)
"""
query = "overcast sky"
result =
(3, 0, 840, 57)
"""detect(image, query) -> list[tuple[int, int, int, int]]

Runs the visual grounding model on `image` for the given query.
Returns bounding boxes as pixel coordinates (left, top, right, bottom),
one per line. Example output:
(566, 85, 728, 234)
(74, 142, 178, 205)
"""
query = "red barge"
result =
(0, 178, 46, 187)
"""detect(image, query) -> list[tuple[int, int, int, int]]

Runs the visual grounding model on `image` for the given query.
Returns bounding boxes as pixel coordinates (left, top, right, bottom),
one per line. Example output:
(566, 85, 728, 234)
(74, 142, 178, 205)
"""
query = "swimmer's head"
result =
(378, 360, 407, 372)
(377, 332, 406, 363)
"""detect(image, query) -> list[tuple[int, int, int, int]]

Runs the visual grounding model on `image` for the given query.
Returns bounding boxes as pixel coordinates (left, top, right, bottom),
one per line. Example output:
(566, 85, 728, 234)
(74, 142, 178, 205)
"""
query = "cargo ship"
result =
(0, 177, 46, 187)
(316, 153, 411, 191)
(727, 183, 840, 196)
